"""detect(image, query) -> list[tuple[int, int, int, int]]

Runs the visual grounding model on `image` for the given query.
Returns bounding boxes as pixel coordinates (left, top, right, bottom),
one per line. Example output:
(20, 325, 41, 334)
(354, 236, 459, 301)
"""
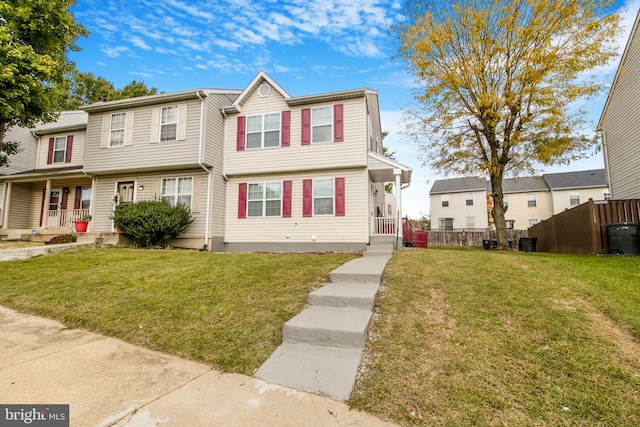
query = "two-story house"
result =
(1, 71, 412, 251)
(430, 169, 608, 230)
(598, 9, 640, 199)
(1, 111, 89, 235)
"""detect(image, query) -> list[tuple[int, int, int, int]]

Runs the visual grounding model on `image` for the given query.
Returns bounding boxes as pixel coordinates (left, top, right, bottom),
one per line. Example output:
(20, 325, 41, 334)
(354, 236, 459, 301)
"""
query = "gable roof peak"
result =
(229, 70, 291, 110)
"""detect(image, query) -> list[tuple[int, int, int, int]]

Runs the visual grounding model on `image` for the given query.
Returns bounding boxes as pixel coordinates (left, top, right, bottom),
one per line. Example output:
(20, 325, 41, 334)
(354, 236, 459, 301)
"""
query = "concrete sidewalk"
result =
(0, 306, 394, 427)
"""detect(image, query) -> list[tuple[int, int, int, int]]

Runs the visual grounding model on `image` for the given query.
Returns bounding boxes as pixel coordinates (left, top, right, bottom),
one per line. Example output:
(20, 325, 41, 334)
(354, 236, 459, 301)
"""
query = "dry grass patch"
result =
(351, 248, 640, 426)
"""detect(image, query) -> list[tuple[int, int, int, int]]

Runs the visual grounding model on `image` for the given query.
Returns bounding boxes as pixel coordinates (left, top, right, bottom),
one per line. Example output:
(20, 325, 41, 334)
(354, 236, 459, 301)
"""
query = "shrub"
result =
(112, 200, 194, 247)
(46, 234, 77, 245)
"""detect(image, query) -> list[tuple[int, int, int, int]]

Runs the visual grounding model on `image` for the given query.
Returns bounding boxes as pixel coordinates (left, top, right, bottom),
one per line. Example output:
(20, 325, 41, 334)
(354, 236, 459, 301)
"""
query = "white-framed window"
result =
(110, 113, 126, 147)
(53, 136, 67, 163)
(506, 220, 515, 229)
(160, 106, 178, 141)
(466, 216, 475, 228)
(314, 178, 334, 215)
(81, 187, 91, 210)
(569, 192, 580, 206)
(503, 195, 509, 208)
(246, 113, 280, 149)
(529, 218, 538, 226)
(441, 195, 449, 207)
(604, 191, 611, 200)
(465, 193, 474, 206)
(312, 106, 332, 143)
(161, 177, 193, 209)
(247, 182, 282, 217)
(527, 193, 537, 208)
(439, 218, 453, 230)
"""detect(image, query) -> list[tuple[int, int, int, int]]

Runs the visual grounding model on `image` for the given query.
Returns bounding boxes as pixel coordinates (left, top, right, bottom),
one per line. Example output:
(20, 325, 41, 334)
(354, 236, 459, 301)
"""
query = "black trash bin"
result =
(482, 239, 497, 250)
(606, 223, 640, 255)
(519, 237, 538, 252)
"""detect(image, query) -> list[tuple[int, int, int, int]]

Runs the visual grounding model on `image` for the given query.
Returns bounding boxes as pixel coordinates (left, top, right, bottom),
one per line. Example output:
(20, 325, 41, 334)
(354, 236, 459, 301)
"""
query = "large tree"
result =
(0, 0, 87, 167)
(63, 72, 158, 110)
(393, 0, 620, 248)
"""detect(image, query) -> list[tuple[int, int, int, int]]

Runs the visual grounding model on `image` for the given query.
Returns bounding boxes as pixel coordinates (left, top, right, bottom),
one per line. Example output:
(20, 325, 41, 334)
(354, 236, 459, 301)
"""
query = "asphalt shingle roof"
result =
(430, 177, 487, 194)
(542, 169, 606, 189)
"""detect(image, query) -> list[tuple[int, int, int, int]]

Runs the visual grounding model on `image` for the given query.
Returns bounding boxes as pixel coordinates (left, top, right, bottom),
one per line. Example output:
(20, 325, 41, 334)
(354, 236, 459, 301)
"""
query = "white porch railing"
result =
(372, 217, 396, 235)
(47, 209, 90, 228)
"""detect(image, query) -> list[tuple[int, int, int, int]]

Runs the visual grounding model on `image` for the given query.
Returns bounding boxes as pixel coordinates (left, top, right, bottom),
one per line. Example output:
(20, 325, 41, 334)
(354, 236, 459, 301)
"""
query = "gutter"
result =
(196, 90, 212, 250)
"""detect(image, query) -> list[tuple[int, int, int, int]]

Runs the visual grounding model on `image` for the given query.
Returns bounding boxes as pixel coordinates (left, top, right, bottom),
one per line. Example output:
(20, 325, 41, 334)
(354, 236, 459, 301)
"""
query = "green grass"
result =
(0, 247, 356, 374)
(350, 248, 640, 426)
(0, 241, 43, 249)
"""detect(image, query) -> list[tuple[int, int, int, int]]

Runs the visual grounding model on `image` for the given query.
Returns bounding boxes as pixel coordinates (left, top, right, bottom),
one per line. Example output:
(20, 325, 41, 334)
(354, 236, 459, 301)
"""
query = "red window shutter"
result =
(301, 109, 311, 145)
(61, 188, 69, 210)
(281, 111, 290, 147)
(47, 138, 54, 164)
(74, 186, 83, 209)
(334, 104, 344, 142)
(283, 180, 292, 217)
(237, 116, 246, 151)
(238, 183, 247, 219)
(335, 177, 345, 216)
(65, 135, 74, 163)
(303, 179, 313, 217)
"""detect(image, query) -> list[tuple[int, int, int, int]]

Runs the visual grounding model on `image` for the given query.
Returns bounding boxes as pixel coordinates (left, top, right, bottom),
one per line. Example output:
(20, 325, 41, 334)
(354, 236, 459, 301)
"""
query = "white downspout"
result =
(196, 91, 212, 250)
(394, 169, 402, 250)
(221, 109, 230, 246)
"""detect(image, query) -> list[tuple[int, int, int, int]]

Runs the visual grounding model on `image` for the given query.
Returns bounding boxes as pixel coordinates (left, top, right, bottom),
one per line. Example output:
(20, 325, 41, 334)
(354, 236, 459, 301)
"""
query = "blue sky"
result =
(68, 0, 639, 218)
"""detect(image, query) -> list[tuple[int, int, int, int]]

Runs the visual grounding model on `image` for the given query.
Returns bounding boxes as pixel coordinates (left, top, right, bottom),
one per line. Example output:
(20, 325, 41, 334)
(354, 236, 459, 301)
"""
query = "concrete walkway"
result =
(256, 237, 394, 400)
(0, 306, 395, 427)
(0, 242, 93, 262)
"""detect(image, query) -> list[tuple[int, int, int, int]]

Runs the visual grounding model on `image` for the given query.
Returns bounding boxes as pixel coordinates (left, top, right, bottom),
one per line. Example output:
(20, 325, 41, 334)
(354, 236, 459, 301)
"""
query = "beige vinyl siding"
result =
(91, 170, 209, 237)
(36, 132, 86, 169)
(502, 190, 552, 229)
(84, 99, 203, 173)
(9, 183, 33, 228)
(27, 178, 93, 228)
(226, 96, 368, 176)
(600, 16, 640, 199)
(2, 127, 37, 175)
(550, 187, 609, 214)
(226, 168, 369, 244)
(430, 190, 488, 229)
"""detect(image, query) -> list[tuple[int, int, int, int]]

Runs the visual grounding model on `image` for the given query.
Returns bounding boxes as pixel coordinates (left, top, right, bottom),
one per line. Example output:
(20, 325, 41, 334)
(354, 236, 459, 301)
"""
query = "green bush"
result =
(112, 200, 194, 247)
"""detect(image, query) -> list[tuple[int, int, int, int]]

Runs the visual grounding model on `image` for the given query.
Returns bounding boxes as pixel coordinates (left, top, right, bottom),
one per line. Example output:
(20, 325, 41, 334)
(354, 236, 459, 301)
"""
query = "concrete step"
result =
(363, 246, 393, 257)
(283, 306, 372, 349)
(369, 235, 395, 245)
(329, 255, 391, 284)
(255, 343, 362, 401)
(309, 282, 379, 310)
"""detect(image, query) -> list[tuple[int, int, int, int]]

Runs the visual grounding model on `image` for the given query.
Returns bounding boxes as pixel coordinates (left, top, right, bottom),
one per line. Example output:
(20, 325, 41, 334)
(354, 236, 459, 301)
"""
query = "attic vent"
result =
(258, 84, 270, 97)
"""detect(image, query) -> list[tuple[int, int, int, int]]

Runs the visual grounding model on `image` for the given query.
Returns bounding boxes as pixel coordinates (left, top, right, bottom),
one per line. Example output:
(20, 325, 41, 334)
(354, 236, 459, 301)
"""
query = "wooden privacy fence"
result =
(527, 199, 640, 255)
(426, 229, 528, 248)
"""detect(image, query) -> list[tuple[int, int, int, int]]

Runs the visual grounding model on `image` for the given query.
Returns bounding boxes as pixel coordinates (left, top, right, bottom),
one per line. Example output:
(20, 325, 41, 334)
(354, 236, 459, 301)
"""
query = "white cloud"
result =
(101, 45, 132, 58)
(130, 36, 151, 50)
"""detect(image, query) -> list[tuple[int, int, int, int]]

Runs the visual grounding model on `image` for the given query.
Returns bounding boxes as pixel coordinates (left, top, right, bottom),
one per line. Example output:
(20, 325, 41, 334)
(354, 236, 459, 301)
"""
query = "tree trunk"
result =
(490, 173, 510, 250)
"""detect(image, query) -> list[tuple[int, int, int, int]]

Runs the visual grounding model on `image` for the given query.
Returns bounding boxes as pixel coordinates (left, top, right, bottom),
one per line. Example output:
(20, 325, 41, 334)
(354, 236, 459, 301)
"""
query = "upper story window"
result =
(441, 195, 449, 207)
(110, 113, 126, 147)
(569, 192, 580, 206)
(52, 136, 67, 163)
(465, 193, 474, 206)
(247, 182, 282, 217)
(312, 107, 333, 144)
(527, 193, 537, 208)
(246, 113, 280, 149)
(161, 177, 193, 209)
(160, 106, 178, 141)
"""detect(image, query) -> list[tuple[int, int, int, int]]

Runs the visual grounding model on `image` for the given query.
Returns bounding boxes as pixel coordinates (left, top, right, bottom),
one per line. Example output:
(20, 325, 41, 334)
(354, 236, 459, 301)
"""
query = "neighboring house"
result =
(429, 169, 608, 230)
(1, 71, 412, 251)
(1, 111, 89, 232)
(598, 9, 640, 199)
(430, 177, 489, 230)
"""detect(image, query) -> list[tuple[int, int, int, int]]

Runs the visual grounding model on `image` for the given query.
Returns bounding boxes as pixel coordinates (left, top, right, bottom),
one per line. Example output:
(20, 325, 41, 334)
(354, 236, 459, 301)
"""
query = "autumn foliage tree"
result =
(393, 0, 620, 248)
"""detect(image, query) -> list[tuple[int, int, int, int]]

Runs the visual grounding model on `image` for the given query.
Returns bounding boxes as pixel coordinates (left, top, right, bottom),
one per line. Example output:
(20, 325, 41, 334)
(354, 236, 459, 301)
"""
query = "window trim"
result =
(160, 105, 179, 142)
(109, 113, 127, 147)
(465, 193, 474, 206)
(311, 106, 333, 144)
(161, 177, 193, 210)
(527, 193, 537, 208)
(245, 112, 281, 149)
(441, 195, 449, 208)
(313, 178, 335, 216)
(569, 192, 580, 206)
(246, 181, 283, 218)
(439, 218, 453, 230)
(52, 136, 67, 163)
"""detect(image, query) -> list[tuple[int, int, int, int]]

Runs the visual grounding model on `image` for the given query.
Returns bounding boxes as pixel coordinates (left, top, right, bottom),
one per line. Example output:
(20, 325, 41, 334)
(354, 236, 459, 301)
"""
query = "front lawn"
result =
(350, 248, 640, 426)
(0, 247, 356, 374)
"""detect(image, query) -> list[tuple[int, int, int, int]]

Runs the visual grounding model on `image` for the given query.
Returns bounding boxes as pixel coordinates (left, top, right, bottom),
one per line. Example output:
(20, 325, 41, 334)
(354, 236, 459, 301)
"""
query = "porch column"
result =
(394, 168, 402, 245)
(43, 179, 51, 228)
(1, 182, 11, 229)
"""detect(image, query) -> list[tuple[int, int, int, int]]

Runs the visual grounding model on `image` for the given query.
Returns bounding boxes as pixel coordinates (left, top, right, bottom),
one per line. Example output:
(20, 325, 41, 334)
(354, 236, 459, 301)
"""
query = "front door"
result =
(47, 189, 62, 227)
